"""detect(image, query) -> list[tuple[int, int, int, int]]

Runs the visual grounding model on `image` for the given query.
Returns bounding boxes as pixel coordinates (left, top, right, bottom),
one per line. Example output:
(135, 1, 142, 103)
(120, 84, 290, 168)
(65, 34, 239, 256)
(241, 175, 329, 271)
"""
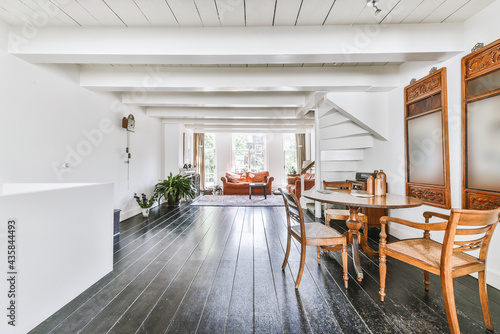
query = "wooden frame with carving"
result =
(462, 38, 500, 210)
(404, 68, 451, 209)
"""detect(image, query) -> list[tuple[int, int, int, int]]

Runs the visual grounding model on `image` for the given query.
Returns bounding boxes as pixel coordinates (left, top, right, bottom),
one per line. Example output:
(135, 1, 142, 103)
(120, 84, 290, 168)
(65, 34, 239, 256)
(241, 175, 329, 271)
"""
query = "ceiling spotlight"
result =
(367, 0, 382, 14)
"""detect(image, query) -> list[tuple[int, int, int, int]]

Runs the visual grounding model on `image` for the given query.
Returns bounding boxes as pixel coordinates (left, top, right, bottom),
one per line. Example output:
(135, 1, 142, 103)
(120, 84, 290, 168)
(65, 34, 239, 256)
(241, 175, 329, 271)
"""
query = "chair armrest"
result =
(220, 177, 227, 185)
(423, 211, 450, 220)
(380, 216, 448, 231)
(303, 180, 315, 190)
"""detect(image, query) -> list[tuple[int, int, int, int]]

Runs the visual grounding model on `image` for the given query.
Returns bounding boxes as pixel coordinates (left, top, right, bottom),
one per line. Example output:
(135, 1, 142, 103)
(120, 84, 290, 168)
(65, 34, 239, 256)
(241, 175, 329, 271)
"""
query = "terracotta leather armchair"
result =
(286, 173, 315, 199)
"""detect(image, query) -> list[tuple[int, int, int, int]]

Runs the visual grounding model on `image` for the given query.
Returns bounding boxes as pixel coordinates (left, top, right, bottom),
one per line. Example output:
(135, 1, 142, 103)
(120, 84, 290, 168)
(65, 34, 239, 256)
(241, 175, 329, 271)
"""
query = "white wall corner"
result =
(325, 92, 389, 141)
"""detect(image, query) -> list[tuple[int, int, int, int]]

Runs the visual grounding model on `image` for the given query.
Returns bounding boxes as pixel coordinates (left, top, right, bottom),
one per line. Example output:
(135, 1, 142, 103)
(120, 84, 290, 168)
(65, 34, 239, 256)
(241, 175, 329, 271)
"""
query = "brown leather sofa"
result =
(220, 171, 274, 195)
(286, 173, 315, 199)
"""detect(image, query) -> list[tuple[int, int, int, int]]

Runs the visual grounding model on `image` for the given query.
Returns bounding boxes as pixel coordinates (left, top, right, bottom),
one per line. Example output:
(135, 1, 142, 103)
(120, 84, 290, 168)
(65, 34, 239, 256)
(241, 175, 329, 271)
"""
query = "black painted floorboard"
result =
(30, 203, 500, 334)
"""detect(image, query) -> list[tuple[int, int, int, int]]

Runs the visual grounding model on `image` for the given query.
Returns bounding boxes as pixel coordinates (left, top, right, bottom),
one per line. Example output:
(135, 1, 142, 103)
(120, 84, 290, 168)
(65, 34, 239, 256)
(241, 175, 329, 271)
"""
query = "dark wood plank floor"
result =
(31, 202, 500, 334)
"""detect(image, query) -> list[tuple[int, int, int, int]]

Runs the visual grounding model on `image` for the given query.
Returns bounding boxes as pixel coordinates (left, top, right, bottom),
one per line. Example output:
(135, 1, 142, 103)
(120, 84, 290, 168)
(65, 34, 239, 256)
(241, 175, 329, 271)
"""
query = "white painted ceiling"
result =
(0, 0, 494, 132)
(0, 0, 492, 27)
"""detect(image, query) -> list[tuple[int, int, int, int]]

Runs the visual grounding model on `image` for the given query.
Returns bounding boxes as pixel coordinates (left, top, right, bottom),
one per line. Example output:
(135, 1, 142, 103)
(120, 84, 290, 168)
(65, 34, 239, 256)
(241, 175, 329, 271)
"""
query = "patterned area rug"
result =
(190, 194, 284, 207)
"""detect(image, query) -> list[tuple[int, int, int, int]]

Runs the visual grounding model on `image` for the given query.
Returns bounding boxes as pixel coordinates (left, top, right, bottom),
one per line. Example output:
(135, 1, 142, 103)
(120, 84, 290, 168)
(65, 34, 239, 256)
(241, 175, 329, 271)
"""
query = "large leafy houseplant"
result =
(155, 173, 195, 206)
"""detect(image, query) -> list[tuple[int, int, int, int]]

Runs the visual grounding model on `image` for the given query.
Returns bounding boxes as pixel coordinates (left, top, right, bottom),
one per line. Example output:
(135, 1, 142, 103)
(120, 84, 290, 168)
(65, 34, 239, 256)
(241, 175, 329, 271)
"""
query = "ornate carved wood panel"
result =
(404, 68, 451, 209)
(462, 38, 500, 210)
(465, 42, 500, 78)
(466, 190, 500, 210)
(408, 185, 446, 207)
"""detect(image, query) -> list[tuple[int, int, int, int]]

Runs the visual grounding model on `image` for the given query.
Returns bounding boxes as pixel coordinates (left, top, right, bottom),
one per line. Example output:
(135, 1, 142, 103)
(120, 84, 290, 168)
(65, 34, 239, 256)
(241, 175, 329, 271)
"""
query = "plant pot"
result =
(166, 195, 180, 207)
(142, 207, 150, 217)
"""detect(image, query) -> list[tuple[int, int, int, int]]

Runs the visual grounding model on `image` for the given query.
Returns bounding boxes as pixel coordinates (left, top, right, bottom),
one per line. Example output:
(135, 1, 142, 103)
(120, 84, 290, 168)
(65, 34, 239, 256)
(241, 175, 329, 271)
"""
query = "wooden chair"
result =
(379, 208, 500, 334)
(323, 181, 369, 244)
(279, 188, 348, 289)
(323, 181, 357, 227)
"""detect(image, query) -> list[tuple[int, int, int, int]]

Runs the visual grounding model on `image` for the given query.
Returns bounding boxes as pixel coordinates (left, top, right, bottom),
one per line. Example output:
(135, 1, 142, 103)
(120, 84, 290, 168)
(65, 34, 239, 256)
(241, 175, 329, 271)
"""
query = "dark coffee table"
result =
(249, 183, 267, 199)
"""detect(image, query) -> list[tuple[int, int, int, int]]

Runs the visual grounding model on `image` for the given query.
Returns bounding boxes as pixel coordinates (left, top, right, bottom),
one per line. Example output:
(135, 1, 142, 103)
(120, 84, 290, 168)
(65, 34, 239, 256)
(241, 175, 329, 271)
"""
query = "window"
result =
(204, 134, 216, 187)
(233, 134, 265, 172)
(283, 134, 297, 180)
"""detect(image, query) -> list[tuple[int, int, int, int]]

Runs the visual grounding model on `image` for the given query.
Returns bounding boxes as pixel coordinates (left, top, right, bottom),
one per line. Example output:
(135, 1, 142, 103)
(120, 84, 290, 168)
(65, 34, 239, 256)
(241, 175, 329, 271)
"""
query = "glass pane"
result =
(204, 134, 216, 187)
(284, 150, 297, 174)
(234, 151, 249, 173)
(251, 150, 265, 172)
(205, 133, 215, 149)
(284, 133, 297, 175)
(407, 111, 445, 185)
(466, 69, 500, 99)
(233, 134, 249, 151)
(467, 94, 500, 192)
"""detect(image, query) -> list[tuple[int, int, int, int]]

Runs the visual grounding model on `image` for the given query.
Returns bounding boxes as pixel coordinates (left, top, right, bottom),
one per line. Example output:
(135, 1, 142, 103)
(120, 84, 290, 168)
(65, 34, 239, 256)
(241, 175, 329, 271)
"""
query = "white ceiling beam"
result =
(146, 107, 298, 119)
(122, 91, 307, 107)
(161, 118, 314, 125)
(80, 65, 400, 92)
(189, 128, 306, 134)
(184, 124, 313, 129)
(9, 24, 464, 64)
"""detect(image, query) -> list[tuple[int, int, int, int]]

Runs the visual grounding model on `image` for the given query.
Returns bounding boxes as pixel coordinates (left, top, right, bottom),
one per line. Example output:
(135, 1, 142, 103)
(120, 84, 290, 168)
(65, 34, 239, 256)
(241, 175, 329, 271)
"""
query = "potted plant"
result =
(134, 192, 157, 217)
(155, 172, 195, 206)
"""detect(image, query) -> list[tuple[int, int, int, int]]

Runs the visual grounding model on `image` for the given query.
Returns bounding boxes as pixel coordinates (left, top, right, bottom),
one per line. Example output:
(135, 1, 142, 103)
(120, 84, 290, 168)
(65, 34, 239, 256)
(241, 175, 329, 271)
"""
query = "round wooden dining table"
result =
(302, 189, 422, 282)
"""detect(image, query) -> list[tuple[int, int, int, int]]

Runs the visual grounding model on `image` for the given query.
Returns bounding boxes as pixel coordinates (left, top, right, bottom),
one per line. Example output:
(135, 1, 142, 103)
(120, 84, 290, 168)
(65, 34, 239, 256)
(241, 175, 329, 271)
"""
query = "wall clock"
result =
(122, 114, 135, 132)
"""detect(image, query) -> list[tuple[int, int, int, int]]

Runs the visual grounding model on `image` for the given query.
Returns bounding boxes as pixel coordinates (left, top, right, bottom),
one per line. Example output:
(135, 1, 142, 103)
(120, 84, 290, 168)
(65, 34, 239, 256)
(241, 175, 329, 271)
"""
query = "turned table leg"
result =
(346, 206, 364, 282)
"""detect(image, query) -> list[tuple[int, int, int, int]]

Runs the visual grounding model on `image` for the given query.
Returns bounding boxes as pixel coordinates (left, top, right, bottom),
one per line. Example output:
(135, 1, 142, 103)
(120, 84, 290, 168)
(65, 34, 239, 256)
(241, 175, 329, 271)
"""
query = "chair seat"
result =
(325, 209, 365, 221)
(386, 238, 481, 270)
(291, 223, 344, 239)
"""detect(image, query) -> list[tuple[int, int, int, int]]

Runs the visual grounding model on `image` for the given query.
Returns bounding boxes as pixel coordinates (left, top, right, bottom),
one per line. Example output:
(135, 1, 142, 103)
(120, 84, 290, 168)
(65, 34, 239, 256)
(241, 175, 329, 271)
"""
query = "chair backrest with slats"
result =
(323, 181, 352, 210)
(279, 188, 306, 240)
(442, 208, 500, 266)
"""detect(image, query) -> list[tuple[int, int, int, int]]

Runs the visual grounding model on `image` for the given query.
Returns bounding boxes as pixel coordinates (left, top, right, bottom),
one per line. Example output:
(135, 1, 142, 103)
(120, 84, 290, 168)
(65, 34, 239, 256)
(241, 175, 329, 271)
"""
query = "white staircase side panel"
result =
(318, 103, 333, 118)
(320, 135, 373, 150)
(325, 92, 389, 140)
(321, 171, 356, 182)
(321, 149, 364, 161)
(320, 161, 358, 172)
(320, 122, 369, 139)
(319, 111, 350, 128)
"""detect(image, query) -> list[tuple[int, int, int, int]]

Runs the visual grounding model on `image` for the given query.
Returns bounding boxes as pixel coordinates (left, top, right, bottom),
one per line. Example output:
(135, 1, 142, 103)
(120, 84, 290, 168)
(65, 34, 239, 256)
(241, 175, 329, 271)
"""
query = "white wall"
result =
(358, 0, 500, 289)
(0, 19, 7, 51)
(0, 183, 113, 333)
(215, 133, 232, 187)
(163, 123, 184, 177)
(0, 48, 163, 220)
(267, 133, 285, 188)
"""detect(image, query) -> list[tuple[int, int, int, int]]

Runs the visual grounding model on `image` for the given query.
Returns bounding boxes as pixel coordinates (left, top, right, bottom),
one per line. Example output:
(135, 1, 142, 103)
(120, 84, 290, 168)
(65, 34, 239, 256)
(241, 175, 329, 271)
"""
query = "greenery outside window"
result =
(233, 134, 265, 173)
(204, 133, 216, 187)
(283, 134, 297, 179)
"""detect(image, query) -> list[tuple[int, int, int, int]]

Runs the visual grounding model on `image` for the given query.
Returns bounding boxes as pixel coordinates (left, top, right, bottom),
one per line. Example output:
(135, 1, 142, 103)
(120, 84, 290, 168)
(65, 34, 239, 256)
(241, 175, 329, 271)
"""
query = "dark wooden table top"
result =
(302, 189, 423, 209)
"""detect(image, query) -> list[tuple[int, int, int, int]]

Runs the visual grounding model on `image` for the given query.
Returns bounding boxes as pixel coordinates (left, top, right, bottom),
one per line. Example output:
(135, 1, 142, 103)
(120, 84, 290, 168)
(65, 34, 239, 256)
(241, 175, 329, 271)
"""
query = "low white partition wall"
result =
(0, 183, 114, 334)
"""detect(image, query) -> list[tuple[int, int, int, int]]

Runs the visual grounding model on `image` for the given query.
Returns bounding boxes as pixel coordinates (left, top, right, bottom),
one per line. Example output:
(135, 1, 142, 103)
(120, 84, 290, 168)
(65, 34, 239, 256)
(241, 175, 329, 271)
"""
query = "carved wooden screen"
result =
(404, 68, 451, 208)
(462, 39, 500, 210)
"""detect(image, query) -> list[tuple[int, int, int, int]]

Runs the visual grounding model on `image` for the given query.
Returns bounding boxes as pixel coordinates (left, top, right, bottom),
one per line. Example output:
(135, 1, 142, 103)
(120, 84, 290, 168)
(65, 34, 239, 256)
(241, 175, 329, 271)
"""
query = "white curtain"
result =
(193, 133, 205, 190)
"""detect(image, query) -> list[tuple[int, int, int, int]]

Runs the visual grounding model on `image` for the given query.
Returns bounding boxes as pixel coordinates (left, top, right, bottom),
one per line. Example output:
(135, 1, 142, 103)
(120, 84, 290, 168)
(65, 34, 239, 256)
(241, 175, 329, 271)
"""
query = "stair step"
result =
(321, 149, 364, 161)
(320, 135, 373, 150)
(306, 203, 315, 215)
